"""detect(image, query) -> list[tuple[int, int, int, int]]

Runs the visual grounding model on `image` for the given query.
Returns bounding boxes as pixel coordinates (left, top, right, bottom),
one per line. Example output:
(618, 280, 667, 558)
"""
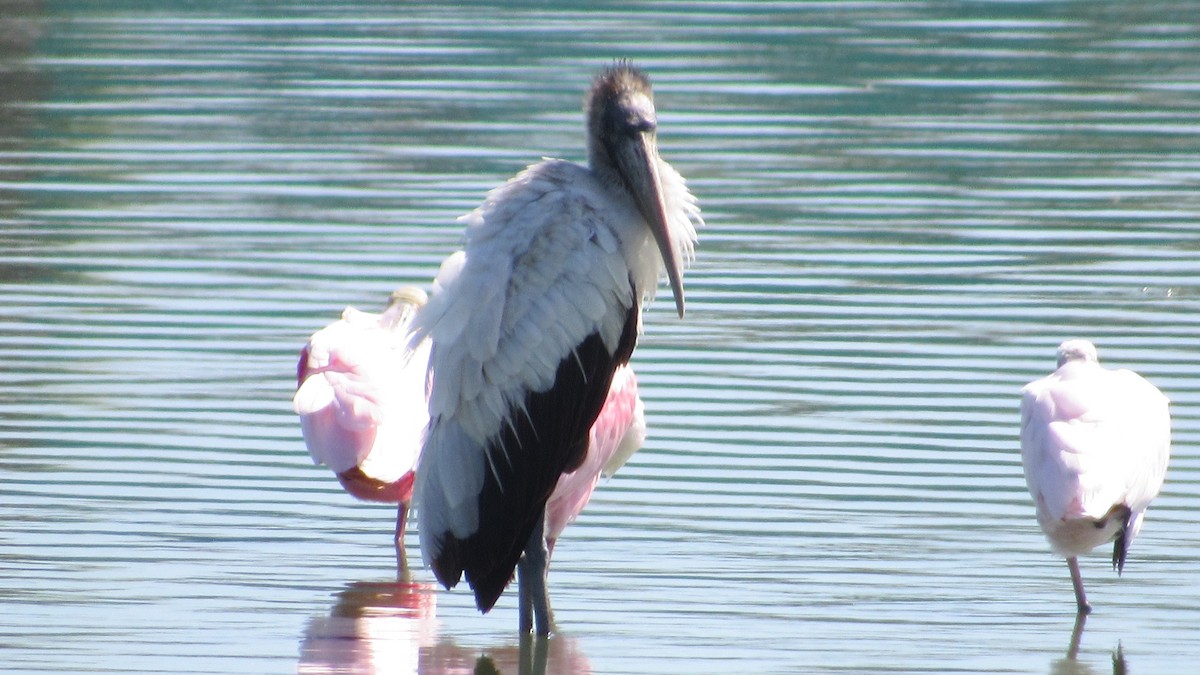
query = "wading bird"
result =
(294, 289, 648, 585)
(293, 288, 432, 571)
(412, 62, 700, 634)
(1019, 339, 1171, 614)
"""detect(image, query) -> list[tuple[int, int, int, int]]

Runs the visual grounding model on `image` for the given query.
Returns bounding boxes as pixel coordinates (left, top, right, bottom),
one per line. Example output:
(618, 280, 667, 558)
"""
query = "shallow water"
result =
(3, 2, 1200, 673)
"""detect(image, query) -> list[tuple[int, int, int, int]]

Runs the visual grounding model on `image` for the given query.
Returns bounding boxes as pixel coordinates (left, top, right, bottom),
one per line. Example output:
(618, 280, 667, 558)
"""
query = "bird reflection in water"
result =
(1047, 612, 1128, 675)
(450, 635, 591, 675)
(299, 579, 592, 674)
(300, 580, 436, 674)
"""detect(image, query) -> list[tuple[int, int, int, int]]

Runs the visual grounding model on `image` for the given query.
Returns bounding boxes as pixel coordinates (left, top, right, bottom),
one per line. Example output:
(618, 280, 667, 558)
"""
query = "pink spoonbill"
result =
(293, 287, 432, 571)
(293, 288, 648, 588)
(412, 62, 701, 635)
(1020, 339, 1171, 614)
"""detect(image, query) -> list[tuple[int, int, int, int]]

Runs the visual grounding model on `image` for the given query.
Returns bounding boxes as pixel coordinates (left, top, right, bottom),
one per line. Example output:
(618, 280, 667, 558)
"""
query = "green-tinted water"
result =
(3, 2, 1199, 673)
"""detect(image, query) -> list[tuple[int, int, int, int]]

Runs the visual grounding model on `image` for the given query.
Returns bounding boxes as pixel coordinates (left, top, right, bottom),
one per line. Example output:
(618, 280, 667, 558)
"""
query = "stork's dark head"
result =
(586, 63, 657, 151)
(585, 63, 685, 318)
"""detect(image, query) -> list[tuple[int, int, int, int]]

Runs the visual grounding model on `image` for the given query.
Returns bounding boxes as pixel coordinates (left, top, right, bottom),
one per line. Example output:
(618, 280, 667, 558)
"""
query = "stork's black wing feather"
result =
(431, 297, 639, 612)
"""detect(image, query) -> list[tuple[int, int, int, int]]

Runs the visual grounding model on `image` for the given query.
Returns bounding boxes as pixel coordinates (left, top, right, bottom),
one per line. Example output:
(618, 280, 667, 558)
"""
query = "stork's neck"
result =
(587, 140, 625, 196)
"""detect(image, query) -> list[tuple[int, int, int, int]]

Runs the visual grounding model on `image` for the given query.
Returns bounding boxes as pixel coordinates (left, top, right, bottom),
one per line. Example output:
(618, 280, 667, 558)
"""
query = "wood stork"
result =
(293, 287, 432, 571)
(1019, 339, 1171, 614)
(413, 62, 701, 634)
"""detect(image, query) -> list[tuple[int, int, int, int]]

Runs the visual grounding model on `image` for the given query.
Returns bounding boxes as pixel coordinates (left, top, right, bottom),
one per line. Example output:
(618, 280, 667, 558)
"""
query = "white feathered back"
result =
(1020, 346, 1170, 557)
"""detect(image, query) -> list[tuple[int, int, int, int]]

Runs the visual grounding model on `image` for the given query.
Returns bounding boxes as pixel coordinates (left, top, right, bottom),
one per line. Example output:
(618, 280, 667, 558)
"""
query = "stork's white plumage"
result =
(1019, 339, 1170, 614)
(413, 63, 700, 634)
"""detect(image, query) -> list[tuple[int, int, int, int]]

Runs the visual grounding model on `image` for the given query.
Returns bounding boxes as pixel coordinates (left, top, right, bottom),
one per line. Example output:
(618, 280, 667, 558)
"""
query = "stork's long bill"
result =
(589, 64, 687, 319)
(612, 128, 684, 318)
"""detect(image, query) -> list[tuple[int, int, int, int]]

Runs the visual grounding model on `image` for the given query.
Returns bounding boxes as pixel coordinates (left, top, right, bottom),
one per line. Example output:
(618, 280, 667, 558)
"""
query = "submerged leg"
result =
(395, 501, 409, 579)
(1067, 556, 1092, 615)
(517, 632, 551, 674)
(517, 511, 555, 636)
(1066, 609, 1088, 659)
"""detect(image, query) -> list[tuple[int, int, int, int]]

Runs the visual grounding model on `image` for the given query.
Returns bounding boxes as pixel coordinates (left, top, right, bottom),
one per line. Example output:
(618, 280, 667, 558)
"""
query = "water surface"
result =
(3, 2, 1200, 673)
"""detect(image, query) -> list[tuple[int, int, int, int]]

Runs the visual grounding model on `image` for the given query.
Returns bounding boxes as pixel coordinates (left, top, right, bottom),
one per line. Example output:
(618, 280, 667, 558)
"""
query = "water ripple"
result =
(3, 1, 1200, 673)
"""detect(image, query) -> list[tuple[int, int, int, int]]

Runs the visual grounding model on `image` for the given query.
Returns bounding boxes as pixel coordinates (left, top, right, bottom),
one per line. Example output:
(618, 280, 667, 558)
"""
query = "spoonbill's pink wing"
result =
(295, 305, 430, 482)
(545, 364, 646, 543)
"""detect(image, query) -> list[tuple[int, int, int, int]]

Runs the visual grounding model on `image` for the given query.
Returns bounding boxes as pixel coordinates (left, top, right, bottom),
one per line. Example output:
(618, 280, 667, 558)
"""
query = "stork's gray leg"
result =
(518, 561, 533, 634)
(517, 632, 551, 674)
(517, 511, 555, 635)
(1067, 556, 1092, 615)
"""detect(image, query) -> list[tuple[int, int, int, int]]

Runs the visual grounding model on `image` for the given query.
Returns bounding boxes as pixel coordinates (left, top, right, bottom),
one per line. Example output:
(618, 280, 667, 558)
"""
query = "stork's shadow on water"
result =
(1048, 612, 1127, 675)
(298, 577, 592, 674)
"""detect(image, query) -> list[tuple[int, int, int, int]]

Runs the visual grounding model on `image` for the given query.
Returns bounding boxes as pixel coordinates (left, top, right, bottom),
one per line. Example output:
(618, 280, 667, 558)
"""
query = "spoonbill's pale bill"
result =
(293, 288, 431, 571)
(1019, 339, 1170, 614)
(412, 62, 701, 634)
